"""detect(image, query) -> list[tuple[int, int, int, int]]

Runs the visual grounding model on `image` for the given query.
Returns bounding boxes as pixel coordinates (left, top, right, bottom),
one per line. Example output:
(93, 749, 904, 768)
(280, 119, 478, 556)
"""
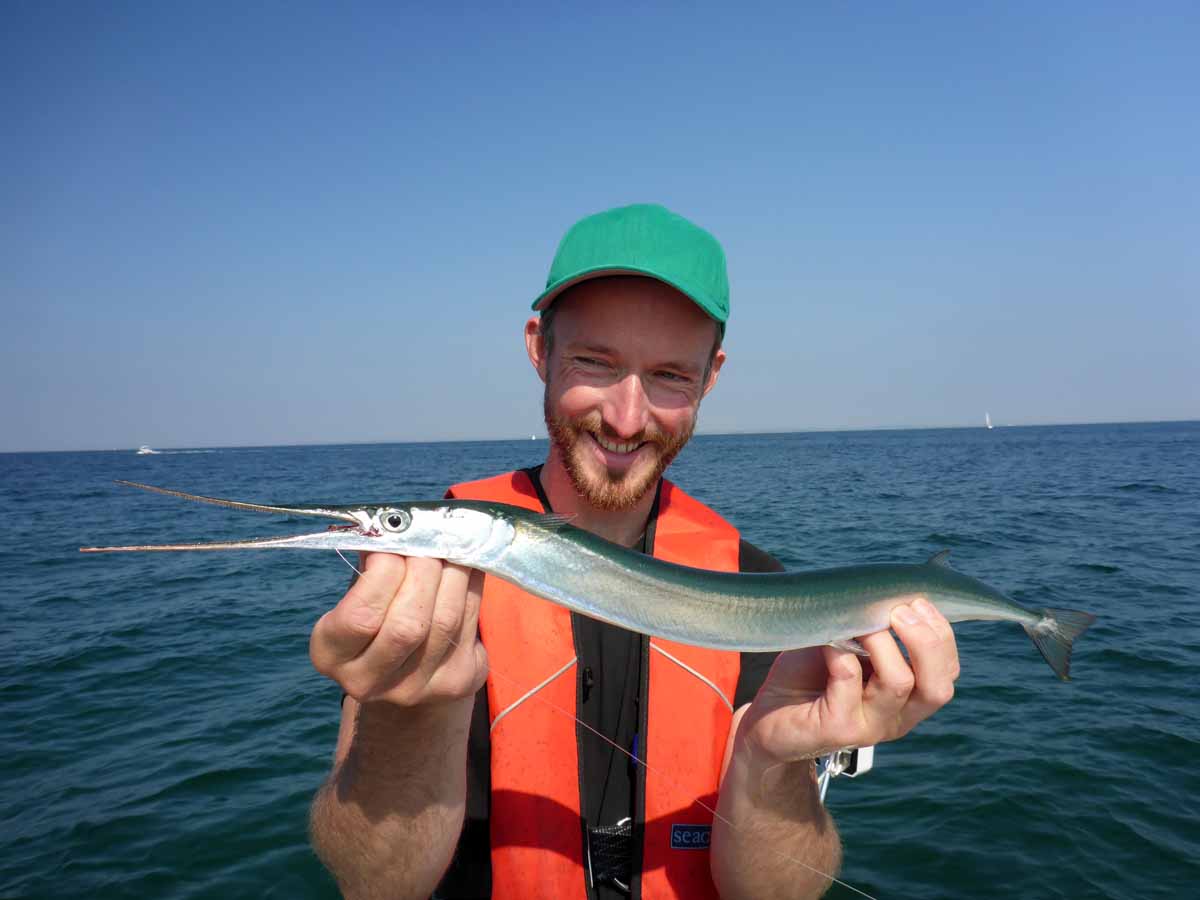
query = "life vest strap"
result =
(650, 642, 733, 712)
(489, 656, 578, 733)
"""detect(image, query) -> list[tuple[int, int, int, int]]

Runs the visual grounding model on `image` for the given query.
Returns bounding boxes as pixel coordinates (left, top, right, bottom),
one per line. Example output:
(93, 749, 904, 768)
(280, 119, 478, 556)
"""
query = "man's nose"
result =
(603, 373, 650, 438)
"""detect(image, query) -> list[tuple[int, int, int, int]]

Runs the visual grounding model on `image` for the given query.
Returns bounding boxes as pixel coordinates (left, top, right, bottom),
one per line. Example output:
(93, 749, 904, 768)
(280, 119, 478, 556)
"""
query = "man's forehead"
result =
(551, 277, 718, 334)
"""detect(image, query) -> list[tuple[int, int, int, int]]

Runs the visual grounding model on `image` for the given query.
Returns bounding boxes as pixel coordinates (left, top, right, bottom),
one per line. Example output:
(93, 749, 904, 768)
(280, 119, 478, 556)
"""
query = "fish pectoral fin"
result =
(534, 512, 576, 530)
(827, 639, 870, 657)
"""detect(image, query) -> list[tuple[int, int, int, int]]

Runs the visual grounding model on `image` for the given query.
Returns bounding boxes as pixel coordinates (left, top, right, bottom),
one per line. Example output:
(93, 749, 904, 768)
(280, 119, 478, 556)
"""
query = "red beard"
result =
(543, 388, 695, 512)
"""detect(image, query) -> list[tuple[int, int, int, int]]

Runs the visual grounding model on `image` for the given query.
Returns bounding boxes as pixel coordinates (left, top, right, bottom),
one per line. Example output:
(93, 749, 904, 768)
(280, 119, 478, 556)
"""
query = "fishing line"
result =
(334, 548, 364, 578)
(432, 628, 877, 899)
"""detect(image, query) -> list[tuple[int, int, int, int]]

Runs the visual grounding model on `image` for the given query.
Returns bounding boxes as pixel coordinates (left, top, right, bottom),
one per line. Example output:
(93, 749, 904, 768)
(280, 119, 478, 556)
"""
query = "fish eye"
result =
(380, 509, 411, 532)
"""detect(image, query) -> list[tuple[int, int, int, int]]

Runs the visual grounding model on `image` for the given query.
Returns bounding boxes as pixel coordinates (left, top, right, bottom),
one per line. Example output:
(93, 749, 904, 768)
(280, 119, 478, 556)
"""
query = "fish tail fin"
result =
(1022, 608, 1097, 681)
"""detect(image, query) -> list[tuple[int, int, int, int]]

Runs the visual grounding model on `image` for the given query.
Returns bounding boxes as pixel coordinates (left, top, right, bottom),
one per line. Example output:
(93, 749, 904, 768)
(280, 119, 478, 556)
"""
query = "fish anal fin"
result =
(828, 639, 870, 657)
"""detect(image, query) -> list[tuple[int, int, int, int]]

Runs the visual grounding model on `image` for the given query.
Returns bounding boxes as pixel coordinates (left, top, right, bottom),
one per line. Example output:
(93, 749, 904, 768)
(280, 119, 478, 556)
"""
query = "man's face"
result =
(538, 277, 724, 511)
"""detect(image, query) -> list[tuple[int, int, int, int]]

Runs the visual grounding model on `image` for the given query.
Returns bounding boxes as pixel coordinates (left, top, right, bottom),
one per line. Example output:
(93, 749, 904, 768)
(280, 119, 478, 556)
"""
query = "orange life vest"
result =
(447, 470, 742, 899)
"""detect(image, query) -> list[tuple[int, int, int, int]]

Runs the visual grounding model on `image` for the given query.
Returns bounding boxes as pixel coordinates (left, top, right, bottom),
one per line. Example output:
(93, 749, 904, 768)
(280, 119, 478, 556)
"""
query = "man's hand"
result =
(710, 598, 959, 898)
(309, 552, 488, 707)
(742, 597, 960, 763)
(308, 553, 486, 899)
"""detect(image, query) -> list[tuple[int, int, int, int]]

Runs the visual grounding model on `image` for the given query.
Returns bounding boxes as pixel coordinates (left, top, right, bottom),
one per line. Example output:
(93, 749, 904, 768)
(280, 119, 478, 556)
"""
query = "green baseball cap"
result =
(532, 203, 729, 333)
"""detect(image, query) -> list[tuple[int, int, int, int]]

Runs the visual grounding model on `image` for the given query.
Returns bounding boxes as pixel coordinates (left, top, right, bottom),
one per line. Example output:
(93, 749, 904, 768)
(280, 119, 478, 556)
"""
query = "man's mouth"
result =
(591, 432, 645, 455)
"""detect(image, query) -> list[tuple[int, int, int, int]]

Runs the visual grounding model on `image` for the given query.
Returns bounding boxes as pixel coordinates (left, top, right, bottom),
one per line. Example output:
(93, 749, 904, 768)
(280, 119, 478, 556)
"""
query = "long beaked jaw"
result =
(80, 525, 373, 553)
(111, 481, 366, 524)
(80, 481, 377, 553)
(79, 483, 508, 560)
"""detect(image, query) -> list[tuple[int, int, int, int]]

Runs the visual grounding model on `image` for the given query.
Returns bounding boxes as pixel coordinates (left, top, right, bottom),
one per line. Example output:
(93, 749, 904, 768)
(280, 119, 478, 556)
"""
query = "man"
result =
(309, 204, 960, 899)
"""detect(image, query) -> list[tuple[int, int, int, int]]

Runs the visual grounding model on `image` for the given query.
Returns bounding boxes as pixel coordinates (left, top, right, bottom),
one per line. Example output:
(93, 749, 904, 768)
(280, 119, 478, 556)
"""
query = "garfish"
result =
(81, 481, 1095, 678)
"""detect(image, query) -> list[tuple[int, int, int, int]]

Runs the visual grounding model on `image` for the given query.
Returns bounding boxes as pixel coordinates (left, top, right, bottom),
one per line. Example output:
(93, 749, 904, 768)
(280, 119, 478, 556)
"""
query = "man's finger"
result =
(344, 556, 443, 695)
(405, 562, 473, 683)
(310, 553, 408, 668)
(858, 624, 915, 730)
(818, 644, 865, 744)
(893, 597, 958, 729)
(461, 568, 484, 644)
(426, 567, 490, 699)
(450, 568, 485, 669)
(915, 596, 960, 678)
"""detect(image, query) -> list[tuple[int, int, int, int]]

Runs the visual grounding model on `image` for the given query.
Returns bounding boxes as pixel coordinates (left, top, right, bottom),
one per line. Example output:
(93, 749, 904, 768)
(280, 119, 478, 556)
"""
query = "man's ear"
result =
(524, 316, 548, 383)
(702, 347, 727, 398)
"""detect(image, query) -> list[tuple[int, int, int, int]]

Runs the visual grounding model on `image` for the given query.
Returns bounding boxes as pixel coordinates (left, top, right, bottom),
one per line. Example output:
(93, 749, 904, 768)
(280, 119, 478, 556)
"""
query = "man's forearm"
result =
(710, 735, 842, 899)
(310, 698, 474, 900)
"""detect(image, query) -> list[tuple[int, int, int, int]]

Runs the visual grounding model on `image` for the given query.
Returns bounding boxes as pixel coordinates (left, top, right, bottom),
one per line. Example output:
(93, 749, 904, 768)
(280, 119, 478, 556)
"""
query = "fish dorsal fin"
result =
(927, 549, 952, 568)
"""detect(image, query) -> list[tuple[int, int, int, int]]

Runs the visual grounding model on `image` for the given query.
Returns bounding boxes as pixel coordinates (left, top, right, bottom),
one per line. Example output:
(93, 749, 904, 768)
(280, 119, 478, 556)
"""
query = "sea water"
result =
(2, 422, 1198, 898)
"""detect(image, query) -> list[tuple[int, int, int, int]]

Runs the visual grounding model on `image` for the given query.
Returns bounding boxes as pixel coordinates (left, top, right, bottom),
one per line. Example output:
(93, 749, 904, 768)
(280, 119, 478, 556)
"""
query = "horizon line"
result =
(4, 417, 1197, 455)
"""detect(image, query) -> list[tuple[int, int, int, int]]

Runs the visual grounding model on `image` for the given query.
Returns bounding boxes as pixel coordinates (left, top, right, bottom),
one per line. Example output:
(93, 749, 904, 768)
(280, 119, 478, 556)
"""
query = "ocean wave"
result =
(135, 764, 277, 806)
(70, 488, 114, 500)
(1142, 581, 1190, 597)
(1091, 644, 1200, 674)
(924, 532, 997, 548)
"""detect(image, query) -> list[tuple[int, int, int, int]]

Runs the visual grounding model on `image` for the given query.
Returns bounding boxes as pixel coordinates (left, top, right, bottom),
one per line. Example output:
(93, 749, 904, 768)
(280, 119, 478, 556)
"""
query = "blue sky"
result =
(4, 2, 1197, 451)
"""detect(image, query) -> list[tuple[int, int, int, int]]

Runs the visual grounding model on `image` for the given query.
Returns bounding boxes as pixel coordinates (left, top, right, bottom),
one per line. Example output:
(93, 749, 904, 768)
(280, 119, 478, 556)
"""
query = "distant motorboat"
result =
(136, 445, 159, 455)
(985, 412, 994, 430)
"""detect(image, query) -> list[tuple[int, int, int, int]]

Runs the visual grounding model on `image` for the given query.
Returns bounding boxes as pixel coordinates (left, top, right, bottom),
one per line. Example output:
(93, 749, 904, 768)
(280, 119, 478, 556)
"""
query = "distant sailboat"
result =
(985, 412, 994, 430)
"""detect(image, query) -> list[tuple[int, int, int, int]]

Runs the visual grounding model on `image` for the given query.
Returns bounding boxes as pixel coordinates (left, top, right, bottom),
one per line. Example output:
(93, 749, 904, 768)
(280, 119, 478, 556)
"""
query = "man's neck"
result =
(539, 449, 658, 547)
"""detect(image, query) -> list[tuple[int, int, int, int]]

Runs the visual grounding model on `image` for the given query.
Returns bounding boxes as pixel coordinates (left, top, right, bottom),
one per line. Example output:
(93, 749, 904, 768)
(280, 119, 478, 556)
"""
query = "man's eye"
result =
(656, 370, 689, 382)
